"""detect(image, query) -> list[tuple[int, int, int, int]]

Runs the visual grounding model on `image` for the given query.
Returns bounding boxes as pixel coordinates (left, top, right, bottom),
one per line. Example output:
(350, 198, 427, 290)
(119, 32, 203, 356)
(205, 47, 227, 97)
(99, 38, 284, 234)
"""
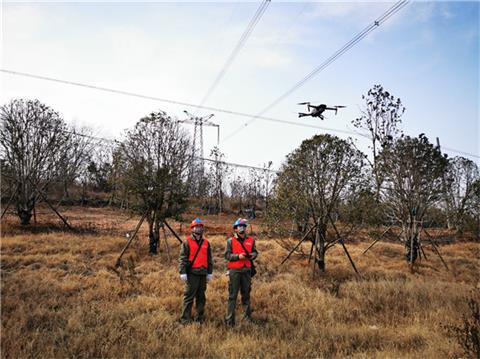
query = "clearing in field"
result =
(1, 208, 479, 358)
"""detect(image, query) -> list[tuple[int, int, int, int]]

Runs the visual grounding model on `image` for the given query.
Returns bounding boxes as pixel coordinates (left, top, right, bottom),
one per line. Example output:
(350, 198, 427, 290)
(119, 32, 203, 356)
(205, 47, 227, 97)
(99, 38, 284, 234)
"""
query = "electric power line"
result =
(1, 68, 478, 161)
(221, 0, 410, 143)
(31, 122, 281, 173)
(202, 157, 279, 173)
(39, 120, 480, 163)
(0, 68, 367, 139)
(195, 0, 271, 111)
(443, 147, 480, 159)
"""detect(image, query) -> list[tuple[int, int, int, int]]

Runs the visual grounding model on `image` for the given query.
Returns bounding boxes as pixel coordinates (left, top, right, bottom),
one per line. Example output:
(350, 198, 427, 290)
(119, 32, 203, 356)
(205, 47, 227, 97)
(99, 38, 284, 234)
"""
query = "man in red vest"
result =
(224, 218, 258, 326)
(178, 218, 213, 324)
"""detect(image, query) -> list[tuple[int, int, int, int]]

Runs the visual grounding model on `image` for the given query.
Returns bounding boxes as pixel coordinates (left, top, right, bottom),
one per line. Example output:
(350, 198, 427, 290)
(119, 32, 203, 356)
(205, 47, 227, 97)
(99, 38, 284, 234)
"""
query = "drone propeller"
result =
(297, 102, 310, 105)
(334, 105, 347, 108)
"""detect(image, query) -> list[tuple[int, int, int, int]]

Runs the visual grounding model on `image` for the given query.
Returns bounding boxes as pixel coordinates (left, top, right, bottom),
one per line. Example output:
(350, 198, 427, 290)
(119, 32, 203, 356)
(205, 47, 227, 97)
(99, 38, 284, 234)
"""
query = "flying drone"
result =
(298, 102, 346, 120)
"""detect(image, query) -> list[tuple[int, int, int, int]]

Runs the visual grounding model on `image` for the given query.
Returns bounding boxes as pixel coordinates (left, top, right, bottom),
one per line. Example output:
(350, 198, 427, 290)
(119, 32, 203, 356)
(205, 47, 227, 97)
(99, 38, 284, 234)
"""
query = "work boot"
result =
(225, 319, 235, 327)
(195, 316, 205, 324)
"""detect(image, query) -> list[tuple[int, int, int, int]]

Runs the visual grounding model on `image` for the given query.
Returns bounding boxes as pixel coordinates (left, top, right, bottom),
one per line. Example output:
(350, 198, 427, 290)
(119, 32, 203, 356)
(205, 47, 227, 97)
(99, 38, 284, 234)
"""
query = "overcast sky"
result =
(1, 1, 478, 170)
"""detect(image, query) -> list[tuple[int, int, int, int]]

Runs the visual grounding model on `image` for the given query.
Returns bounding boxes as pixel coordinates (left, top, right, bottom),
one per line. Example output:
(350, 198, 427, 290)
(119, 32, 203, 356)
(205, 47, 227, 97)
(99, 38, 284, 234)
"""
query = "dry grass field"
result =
(1, 207, 479, 358)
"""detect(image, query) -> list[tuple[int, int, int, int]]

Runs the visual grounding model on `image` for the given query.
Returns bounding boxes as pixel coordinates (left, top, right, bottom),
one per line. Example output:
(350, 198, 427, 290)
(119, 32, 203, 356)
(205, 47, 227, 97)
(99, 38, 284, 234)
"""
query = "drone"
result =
(298, 102, 346, 120)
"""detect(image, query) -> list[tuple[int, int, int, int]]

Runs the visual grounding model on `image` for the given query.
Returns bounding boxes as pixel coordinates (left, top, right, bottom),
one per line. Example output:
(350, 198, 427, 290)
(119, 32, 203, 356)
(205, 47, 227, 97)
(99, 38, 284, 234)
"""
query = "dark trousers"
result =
(225, 270, 252, 325)
(181, 274, 207, 323)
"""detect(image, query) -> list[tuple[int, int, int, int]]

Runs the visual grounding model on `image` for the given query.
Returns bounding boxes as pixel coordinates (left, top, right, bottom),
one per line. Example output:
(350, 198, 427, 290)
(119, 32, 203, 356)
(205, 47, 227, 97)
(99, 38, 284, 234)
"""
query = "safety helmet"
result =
(190, 217, 204, 229)
(233, 218, 248, 229)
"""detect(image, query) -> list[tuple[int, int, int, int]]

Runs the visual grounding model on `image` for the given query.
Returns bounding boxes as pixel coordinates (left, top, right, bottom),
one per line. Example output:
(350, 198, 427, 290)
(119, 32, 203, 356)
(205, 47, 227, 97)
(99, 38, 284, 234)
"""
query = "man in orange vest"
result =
(224, 218, 258, 326)
(178, 218, 213, 324)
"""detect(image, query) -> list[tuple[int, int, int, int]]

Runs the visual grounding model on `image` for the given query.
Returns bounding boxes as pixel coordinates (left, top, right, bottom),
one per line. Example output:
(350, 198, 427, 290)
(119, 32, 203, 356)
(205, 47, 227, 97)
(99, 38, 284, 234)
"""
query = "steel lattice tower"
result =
(182, 111, 216, 195)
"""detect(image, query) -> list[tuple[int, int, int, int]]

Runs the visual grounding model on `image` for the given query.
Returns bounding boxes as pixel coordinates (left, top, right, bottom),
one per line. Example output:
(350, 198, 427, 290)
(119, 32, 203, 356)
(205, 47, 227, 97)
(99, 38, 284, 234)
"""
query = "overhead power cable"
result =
(195, 0, 270, 111)
(202, 157, 279, 173)
(221, 0, 410, 142)
(13, 120, 280, 172)
(68, 128, 282, 172)
(1, 68, 477, 161)
(0, 68, 367, 139)
(443, 147, 480, 159)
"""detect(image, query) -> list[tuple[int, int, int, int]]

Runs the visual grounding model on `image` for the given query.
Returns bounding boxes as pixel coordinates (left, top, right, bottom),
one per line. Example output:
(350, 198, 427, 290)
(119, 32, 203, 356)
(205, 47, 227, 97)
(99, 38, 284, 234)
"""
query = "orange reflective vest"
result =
(187, 236, 209, 269)
(228, 236, 254, 269)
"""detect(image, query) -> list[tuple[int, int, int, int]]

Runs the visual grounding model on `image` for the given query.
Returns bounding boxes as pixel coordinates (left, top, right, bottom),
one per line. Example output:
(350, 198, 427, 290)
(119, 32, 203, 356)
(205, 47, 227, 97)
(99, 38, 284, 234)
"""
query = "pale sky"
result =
(1, 1, 479, 170)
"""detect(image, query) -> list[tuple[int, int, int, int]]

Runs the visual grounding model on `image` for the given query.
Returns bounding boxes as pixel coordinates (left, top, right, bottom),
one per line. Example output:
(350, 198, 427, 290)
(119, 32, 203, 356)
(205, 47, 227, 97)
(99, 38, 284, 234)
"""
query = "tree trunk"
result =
(63, 180, 70, 199)
(477, 214, 479, 241)
(316, 223, 327, 272)
(81, 182, 87, 206)
(149, 213, 161, 255)
(149, 231, 159, 255)
(404, 220, 420, 264)
(16, 191, 34, 226)
(455, 211, 465, 236)
(17, 207, 33, 226)
(446, 218, 452, 230)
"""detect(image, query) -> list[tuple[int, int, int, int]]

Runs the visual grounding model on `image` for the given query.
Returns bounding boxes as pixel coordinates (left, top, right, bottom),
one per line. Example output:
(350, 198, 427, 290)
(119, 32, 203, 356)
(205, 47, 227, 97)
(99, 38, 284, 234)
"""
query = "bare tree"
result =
(0, 99, 89, 225)
(57, 126, 96, 202)
(270, 134, 365, 271)
(352, 85, 405, 202)
(229, 175, 248, 213)
(106, 146, 129, 208)
(120, 111, 190, 255)
(381, 134, 449, 263)
(471, 179, 480, 240)
(443, 156, 479, 233)
(245, 168, 262, 216)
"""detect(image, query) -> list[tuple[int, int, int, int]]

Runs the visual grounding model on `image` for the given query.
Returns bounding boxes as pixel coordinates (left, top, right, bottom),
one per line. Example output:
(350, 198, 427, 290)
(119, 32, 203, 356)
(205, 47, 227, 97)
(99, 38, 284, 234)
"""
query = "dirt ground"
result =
(1, 207, 479, 358)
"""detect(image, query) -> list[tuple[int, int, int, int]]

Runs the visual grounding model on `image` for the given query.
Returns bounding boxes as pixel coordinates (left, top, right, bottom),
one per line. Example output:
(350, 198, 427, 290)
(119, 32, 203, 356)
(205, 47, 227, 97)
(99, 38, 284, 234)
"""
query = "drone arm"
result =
(298, 112, 311, 118)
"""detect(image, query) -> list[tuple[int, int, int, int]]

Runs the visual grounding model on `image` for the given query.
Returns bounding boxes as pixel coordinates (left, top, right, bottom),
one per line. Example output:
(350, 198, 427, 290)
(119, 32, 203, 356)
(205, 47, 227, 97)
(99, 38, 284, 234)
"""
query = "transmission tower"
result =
(181, 111, 217, 196)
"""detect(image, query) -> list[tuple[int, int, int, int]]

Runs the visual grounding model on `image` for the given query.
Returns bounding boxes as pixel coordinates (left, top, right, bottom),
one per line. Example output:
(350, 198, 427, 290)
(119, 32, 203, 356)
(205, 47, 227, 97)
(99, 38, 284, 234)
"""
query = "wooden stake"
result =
(1, 183, 19, 219)
(280, 224, 316, 265)
(29, 179, 73, 231)
(362, 226, 392, 254)
(419, 242, 428, 261)
(328, 214, 360, 275)
(307, 241, 314, 263)
(312, 226, 319, 279)
(115, 209, 149, 267)
(423, 229, 451, 272)
(163, 220, 183, 244)
(162, 224, 171, 262)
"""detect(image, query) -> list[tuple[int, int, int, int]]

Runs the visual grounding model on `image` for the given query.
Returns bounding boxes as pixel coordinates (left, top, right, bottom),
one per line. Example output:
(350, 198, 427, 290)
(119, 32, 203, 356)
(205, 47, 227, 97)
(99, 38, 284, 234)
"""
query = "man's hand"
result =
(239, 253, 246, 260)
(180, 274, 188, 282)
(207, 274, 213, 282)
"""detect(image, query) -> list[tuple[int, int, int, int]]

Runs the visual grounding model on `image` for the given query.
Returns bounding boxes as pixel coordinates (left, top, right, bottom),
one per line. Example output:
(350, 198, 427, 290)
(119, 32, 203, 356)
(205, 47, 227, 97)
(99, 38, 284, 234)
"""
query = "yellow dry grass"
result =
(1, 209, 479, 358)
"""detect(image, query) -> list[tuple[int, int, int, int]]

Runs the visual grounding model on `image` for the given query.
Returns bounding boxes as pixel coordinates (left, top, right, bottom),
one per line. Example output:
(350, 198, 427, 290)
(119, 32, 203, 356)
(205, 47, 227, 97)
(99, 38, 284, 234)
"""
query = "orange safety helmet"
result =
(190, 217, 204, 229)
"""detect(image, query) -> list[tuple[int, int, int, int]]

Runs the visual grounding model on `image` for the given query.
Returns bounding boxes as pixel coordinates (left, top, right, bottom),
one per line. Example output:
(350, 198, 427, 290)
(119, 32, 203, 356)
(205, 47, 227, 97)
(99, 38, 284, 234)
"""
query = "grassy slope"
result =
(1, 211, 479, 358)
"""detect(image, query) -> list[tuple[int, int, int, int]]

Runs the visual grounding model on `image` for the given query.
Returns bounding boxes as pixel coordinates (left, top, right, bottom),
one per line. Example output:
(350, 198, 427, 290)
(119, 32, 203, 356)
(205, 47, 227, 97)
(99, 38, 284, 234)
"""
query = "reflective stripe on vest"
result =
(187, 237, 209, 268)
(228, 236, 253, 269)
